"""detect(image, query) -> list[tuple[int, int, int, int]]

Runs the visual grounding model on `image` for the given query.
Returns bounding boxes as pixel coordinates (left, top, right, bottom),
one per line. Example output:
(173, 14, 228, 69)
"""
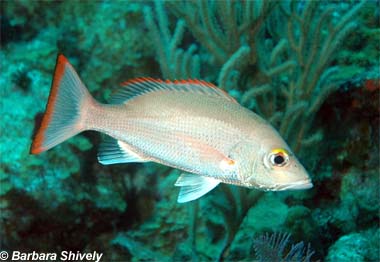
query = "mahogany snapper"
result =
(30, 55, 313, 203)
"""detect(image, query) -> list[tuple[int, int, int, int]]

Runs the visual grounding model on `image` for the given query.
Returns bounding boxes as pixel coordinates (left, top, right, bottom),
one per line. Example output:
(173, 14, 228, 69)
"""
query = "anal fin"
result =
(175, 173, 220, 203)
(98, 136, 149, 165)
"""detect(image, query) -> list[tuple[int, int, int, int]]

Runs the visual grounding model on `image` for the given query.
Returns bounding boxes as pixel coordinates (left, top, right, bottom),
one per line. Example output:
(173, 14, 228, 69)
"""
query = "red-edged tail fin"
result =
(30, 54, 93, 154)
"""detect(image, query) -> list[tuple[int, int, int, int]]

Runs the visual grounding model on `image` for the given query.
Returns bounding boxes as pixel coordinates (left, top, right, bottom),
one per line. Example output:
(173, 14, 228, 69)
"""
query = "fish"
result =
(30, 54, 313, 203)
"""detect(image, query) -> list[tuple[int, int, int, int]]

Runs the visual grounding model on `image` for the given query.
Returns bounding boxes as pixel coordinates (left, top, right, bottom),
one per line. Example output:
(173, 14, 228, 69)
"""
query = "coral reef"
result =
(326, 228, 380, 262)
(252, 232, 315, 262)
(0, 0, 378, 261)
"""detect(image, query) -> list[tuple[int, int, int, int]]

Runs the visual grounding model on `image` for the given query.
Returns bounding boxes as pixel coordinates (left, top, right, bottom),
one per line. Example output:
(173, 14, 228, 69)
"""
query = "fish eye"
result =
(269, 149, 289, 167)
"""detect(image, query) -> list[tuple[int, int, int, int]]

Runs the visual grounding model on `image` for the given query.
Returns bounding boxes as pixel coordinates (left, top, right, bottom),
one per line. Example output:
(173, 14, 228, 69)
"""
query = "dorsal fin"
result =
(109, 78, 237, 104)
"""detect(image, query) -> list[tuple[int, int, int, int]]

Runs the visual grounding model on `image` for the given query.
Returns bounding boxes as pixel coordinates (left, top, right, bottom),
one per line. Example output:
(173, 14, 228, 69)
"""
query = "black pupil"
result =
(274, 155, 285, 165)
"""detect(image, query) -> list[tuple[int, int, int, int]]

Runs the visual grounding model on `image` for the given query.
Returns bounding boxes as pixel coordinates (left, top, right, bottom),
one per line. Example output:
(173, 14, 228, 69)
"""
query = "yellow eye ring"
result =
(269, 148, 289, 167)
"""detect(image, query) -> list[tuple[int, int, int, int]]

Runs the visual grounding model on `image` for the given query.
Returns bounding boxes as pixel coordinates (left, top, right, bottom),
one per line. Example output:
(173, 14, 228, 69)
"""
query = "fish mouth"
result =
(276, 179, 313, 190)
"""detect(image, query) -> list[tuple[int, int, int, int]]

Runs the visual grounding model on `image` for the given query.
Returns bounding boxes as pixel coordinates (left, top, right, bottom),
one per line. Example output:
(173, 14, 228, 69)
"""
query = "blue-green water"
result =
(1, 1, 379, 261)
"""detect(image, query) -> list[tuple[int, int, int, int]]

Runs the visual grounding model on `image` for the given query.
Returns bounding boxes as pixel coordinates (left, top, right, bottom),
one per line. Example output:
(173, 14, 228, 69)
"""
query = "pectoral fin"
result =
(175, 173, 220, 203)
(175, 132, 235, 168)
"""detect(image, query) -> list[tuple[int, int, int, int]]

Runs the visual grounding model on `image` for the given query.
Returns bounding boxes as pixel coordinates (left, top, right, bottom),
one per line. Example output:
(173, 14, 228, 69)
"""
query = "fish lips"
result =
(276, 179, 313, 191)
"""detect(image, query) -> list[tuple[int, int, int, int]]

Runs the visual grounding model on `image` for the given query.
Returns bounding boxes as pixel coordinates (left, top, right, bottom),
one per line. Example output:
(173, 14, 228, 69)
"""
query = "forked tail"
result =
(30, 55, 95, 154)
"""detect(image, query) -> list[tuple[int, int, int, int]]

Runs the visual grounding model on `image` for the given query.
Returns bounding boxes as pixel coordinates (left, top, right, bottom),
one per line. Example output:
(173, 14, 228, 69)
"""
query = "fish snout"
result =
(277, 179, 313, 191)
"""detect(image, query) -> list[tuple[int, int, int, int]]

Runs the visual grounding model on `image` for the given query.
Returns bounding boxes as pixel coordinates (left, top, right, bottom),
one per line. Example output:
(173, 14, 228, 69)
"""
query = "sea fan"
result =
(252, 232, 315, 262)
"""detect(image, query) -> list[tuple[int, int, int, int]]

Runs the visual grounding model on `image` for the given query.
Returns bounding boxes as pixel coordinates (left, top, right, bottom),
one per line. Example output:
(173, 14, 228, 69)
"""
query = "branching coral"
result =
(245, 1, 365, 152)
(167, 1, 274, 64)
(144, 1, 200, 79)
(212, 186, 263, 260)
(167, 0, 274, 89)
(252, 232, 315, 262)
